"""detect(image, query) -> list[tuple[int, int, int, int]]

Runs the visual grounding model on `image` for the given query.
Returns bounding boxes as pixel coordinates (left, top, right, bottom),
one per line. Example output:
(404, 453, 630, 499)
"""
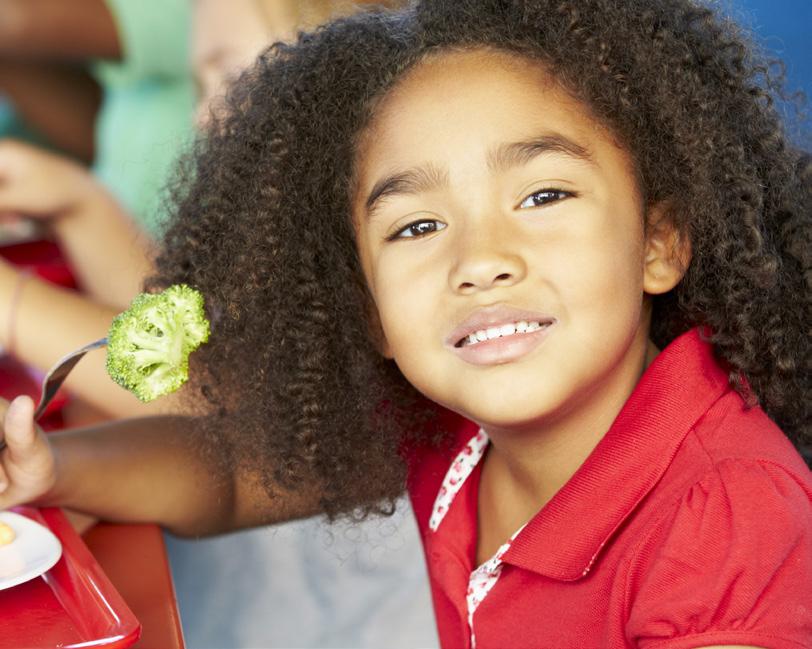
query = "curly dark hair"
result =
(150, 0, 811, 519)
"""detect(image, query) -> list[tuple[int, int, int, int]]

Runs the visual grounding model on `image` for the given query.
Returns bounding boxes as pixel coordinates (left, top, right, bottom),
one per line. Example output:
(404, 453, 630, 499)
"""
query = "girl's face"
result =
(353, 49, 678, 437)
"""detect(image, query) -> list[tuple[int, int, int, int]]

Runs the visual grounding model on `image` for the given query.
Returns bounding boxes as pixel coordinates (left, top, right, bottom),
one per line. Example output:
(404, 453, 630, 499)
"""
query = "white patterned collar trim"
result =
(428, 429, 490, 532)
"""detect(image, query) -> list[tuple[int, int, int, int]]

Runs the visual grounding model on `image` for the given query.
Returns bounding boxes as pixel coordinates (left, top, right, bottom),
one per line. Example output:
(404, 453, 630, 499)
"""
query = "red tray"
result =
(0, 507, 141, 648)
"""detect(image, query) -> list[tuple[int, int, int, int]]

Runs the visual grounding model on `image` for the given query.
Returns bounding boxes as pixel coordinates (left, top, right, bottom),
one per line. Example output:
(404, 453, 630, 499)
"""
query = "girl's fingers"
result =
(3, 396, 38, 464)
(0, 396, 55, 509)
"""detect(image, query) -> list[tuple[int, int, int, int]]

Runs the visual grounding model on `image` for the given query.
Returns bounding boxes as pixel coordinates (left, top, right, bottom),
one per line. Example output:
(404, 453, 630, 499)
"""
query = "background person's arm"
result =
(0, 140, 152, 306)
(0, 0, 121, 160)
(0, 62, 101, 162)
(0, 141, 168, 417)
(0, 0, 120, 61)
(0, 269, 177, 418)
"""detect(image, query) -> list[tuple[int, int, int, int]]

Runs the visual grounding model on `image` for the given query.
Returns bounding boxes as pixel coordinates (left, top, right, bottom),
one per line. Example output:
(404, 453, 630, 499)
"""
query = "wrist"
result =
(0, 263, 33, 355)
(33, 433, 66, 509)
(50, 177, 120, 238)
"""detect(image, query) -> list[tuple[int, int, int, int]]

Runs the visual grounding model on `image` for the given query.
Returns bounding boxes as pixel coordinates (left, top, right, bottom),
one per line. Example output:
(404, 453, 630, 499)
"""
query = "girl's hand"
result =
(0, 139, 97, 221)
(0, 396, 57, 509)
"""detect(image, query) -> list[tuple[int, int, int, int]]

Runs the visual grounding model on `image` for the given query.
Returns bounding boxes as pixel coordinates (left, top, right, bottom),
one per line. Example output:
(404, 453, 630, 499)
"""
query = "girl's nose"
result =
(448, 237, 527, 294)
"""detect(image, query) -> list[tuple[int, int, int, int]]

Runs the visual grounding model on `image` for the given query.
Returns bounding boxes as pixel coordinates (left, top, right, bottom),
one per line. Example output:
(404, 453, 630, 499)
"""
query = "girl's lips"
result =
(450, 321, 556, 366)
(444, 305, 557, 348)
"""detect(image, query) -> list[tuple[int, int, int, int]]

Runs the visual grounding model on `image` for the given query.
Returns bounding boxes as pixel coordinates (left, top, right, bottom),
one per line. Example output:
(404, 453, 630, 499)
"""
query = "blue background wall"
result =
(733, 0, 811, 98)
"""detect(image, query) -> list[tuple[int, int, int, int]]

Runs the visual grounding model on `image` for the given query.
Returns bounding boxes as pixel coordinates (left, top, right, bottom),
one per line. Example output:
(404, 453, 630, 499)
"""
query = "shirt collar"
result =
(503, 328, 731, 581)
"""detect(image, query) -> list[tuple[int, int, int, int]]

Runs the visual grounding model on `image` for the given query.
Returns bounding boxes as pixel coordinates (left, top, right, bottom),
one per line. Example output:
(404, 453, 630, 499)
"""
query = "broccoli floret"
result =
(106, 284, 210, 402)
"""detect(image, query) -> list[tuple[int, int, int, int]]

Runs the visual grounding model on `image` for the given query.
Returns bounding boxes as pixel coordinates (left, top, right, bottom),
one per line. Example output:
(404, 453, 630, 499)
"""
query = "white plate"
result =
(0, 511, 62, 590)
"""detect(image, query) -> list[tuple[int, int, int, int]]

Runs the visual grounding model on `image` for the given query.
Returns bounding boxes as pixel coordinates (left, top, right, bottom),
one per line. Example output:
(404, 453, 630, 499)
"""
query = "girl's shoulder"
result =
(689, 385, 810, 477)
(637, 384, 812, 574)
(625, 453, 812, 646)
(621, 380, 812, 646)
(628, 377, 812, 544)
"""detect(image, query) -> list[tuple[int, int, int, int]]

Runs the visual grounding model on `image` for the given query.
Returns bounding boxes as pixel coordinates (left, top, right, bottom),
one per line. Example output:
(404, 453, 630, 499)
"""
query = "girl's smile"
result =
(445, 304, 557, 367)
(353, 48, 683, 442)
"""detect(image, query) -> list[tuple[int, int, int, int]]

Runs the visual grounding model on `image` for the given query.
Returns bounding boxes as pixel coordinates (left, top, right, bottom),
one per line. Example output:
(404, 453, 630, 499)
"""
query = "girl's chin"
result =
(454, 404, 569, 436)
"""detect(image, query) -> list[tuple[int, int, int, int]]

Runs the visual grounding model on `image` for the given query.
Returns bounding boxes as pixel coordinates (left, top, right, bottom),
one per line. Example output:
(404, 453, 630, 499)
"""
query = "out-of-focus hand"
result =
(0, 139, 98, 222)
(0, 396, 57, 509)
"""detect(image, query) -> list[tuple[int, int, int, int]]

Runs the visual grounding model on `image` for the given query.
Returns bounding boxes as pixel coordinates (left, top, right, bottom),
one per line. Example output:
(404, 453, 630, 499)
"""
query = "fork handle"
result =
(0, 338, 107, 453)
(32, 338, 108, 421)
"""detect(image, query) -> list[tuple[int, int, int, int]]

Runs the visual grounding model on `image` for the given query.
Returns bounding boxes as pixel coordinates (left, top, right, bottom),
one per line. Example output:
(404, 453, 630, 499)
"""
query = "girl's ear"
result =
(642, 202, 692, 295)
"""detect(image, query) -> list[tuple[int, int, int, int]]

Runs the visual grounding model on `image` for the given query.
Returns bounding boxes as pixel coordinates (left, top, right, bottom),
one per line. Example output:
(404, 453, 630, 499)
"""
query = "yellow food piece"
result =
(0, 521, 15, 545)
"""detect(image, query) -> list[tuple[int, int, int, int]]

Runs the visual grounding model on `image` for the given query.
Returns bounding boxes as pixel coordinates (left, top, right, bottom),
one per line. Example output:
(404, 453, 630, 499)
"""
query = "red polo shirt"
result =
(407, 329, 812, 648)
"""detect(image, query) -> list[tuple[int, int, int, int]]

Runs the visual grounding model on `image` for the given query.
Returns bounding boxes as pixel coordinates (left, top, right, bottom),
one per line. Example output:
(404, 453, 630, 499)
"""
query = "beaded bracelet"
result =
(6, 268, 33, 357)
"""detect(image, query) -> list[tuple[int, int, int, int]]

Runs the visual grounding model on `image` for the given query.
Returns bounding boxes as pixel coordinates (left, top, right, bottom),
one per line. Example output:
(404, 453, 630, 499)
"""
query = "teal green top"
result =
(0, 99, 45, 143)
(92, 0, 195, 237)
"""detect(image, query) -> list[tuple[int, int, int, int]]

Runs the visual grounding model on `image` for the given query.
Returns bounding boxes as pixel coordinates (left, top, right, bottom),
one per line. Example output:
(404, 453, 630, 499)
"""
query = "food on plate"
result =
(106, 284, 210, 402)
(0, 521, 15, 545)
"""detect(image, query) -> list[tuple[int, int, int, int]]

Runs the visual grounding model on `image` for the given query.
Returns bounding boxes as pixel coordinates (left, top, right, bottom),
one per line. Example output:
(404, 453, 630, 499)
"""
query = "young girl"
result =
(1, 1, 810, 647)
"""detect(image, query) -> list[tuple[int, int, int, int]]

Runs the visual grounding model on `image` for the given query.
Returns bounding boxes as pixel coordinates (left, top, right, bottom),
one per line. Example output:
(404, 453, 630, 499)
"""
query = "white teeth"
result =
(461, 320, 548, 347)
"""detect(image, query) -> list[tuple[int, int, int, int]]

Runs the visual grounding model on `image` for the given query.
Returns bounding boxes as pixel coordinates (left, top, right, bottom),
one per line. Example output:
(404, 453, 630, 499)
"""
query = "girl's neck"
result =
(478, 337, 659, 546)
(481, 395, 626, 518)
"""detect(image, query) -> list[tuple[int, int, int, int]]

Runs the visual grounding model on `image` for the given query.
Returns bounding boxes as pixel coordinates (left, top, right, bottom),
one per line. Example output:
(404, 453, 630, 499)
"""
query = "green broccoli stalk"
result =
(106, 284, 210, 402)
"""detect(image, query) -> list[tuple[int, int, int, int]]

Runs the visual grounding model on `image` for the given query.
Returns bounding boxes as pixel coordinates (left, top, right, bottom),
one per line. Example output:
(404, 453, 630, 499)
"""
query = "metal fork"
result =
(31, 338, 108, 420)
(0, 338, 107, 451)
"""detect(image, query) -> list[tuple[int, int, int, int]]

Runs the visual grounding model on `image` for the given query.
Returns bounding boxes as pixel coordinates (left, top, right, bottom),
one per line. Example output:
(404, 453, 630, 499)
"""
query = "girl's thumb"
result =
(3, 396, 37, 460)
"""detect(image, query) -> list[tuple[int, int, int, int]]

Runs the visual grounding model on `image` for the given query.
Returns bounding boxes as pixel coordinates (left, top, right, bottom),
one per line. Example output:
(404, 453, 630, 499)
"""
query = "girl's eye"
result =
(389, 219, 447, 240)
(518, 189, 571, 209)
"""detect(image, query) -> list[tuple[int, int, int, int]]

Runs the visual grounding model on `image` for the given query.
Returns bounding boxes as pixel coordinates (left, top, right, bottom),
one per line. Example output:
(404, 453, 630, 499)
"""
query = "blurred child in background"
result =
(2, 1, 437, 646)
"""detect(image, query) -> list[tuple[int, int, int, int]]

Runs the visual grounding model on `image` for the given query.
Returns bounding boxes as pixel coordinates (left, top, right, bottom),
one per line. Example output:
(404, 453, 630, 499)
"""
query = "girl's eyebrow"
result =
(365, 163, 448, 218)
(487, 133, 595, 172)
(364, 132, 594, 219)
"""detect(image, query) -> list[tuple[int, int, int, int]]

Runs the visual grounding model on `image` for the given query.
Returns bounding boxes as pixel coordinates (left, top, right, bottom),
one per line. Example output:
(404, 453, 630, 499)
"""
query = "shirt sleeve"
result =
(625, 458, 812, 649)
